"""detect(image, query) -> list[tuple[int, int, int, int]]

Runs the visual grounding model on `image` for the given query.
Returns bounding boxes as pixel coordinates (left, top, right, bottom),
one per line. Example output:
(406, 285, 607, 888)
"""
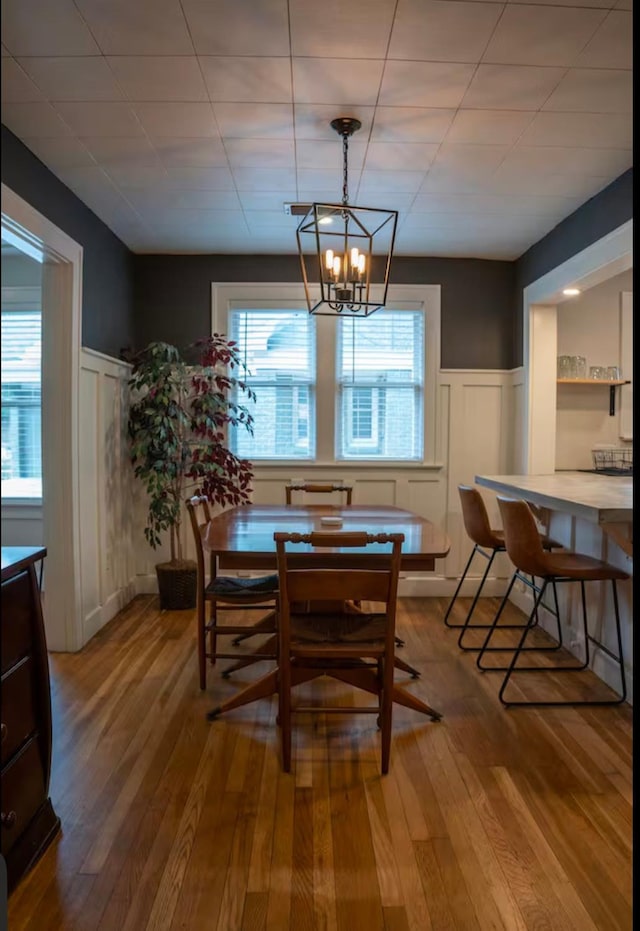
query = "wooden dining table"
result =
(202, 504, 450, 722)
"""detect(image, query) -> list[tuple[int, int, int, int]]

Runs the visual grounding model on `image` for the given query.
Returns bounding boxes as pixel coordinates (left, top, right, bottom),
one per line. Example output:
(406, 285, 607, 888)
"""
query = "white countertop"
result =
(475, 472, 633, 524)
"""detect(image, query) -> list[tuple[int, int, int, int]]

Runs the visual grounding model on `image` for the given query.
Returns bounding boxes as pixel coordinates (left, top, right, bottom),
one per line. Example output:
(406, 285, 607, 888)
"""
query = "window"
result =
(337, 311, 424, 460)
(215, 284, 440, 466)
(228, 308, 316, 460)
(1, 308, 42, 498)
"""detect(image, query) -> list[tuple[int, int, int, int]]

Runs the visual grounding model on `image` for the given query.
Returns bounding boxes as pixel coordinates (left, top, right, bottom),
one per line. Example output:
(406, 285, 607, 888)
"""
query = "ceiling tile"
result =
(151, 137, 229, 168)
(238, 191, 298, 211)
(507, 0, 616, 8)
(201, 57, 291, 103)
(213, 103, 294, 139)
(292, 58, 383, 106)
(294, 104, 375, 140)
(354, 191, 417, 211)
(379, 61, 475, 108)
(1, 0, 100, 56)
(411, 191, 582, 216)
(444, 110, 535, 145)
(224, 138, 295, 168)
(107, 57, 208, 102)
(542, 68, 632, 113)
(80, 135, 161, 164)
(1, 46, 11, 57)
(290, 0, 396, 58)
(482, 5, 608, 66)
(1, 58, 45, 102)
(371, 107, 456, 142)
(232, 167, 297, 190)
(21, 135, 96, 168)
(389, 0, 504, 63)
(162, 166, 236, 190)
(421, 144, 511, 194)
(75, 0, 194, 54)
(1, 101, 72, 136)
(296, 139, 366, 170)
(576, 11, 632, 68)
(103, 163, 169, 187)
(135, 207, 249, 236)
(133, 102, 218, 137)
(183, 0, 290, 55)
(244, 211, 299, 230)
(364, 142, 438, 171)
(460, 64, 566, 110)
(18, 57, 124, 101)
(296, 168, 354, 194)
(614, 0, 631, 8)
(54, 101, 144, 136)
(488, 165, 611, 198)
(125, 188, 241, 211)
(518, 111, 632, 148)
(358, 170, 426, 194)
(503, 144, 631, 178)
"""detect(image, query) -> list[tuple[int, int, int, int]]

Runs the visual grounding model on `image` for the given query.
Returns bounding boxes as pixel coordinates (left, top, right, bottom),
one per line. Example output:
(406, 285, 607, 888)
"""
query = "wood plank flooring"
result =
(7, 594, 632, 930)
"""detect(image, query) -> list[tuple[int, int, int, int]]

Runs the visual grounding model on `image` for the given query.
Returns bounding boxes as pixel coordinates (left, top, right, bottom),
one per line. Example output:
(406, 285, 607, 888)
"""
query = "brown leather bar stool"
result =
(444, 485, 561, 652)
(477, 495, 628, 707)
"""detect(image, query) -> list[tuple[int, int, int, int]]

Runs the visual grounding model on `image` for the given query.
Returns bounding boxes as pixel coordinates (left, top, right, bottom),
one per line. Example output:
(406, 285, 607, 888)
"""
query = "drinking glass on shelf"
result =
(574, 356, 587, 378)
(605, 366, 621, 381)
(557, 355, 572, 378)
(589, 366, 606, 379)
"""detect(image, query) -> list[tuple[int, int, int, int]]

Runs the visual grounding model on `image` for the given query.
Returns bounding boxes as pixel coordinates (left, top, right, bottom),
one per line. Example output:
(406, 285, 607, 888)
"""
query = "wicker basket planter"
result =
(156, 560, 197, 610)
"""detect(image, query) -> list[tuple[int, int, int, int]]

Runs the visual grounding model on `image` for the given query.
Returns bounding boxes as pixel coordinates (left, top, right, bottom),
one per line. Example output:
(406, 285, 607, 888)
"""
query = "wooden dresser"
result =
(1, 546, 60, 893)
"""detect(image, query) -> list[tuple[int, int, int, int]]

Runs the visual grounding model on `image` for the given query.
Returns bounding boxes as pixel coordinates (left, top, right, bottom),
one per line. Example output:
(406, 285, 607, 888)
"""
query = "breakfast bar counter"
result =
(474, 472, 632, 526)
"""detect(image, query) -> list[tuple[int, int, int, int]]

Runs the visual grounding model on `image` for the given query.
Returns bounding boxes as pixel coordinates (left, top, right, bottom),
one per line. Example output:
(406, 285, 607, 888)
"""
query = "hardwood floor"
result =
(7, 594, 632, 930)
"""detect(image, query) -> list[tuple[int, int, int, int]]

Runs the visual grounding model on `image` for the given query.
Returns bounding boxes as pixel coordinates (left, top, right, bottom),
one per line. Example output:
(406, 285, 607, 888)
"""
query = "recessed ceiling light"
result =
(562, 288, 581, 296)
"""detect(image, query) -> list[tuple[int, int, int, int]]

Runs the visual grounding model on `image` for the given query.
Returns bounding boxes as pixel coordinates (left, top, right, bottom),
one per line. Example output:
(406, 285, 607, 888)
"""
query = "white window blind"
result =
(1, 309, 42, 498)
(228, 308, 316, 460)
(337, 311, 424, 460)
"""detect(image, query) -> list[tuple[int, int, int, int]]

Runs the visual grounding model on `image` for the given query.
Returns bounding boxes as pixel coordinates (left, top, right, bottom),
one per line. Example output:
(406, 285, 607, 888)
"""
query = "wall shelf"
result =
(556, 379, 632, 415)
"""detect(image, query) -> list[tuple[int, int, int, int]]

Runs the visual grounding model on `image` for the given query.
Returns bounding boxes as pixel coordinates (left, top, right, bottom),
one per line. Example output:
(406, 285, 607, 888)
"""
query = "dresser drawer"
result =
(1, 572, 34, 674)
(1, 656, 37, 766)
(1, 736, 46, 857)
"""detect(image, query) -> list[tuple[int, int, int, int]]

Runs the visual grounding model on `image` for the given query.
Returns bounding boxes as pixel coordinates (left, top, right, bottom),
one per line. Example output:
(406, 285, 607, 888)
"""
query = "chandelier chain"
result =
(342, 132, 349, 206)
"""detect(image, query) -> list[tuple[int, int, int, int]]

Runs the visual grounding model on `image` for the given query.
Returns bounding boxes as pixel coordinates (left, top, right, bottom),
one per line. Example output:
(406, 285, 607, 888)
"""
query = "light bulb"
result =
(333, 256, 341, 277)
(351, 247, 359, 269)
(325, 249, 334, 271)
(357, 254, 365, 274)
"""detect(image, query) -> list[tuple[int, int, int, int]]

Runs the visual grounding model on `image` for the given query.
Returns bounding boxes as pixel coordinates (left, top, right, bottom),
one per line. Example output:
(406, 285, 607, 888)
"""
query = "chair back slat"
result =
(285, 569, 394, 604)
(285, 482, 353, 505)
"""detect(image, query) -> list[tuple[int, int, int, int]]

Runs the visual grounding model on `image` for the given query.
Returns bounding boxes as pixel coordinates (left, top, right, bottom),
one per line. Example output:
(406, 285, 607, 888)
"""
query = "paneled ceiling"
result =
(0, 0, 632, 258)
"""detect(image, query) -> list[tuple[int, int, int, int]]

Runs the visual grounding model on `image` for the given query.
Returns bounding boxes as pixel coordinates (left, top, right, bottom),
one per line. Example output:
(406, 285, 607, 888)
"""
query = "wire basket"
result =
(591, 447, 633, 473)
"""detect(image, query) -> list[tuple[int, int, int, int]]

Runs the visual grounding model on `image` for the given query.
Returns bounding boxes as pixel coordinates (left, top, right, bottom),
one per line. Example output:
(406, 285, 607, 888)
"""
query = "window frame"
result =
(212, 283, 441, 468)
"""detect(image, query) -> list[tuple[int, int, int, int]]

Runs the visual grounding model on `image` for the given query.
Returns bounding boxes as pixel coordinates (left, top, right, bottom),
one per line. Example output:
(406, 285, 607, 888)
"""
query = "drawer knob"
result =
(0, 723, 6, 743)
(1, 811, 17, 829)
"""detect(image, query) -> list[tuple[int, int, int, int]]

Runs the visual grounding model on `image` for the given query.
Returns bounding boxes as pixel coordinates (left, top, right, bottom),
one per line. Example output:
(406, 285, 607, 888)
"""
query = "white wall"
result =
(556, 269, 633, 470)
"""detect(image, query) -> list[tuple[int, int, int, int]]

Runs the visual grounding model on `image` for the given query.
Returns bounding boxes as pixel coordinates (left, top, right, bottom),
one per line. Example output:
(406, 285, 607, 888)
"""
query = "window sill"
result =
(250, 461, 445, 471)
(1, 498, 43, 508)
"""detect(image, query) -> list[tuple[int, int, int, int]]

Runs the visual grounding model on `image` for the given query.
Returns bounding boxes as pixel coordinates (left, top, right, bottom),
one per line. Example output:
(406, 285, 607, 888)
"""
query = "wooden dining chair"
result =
(285, 482, 353, 505)
(476, 496, 628, 706)
(187, 496, 279, 690)
(274, 530, 404, 775)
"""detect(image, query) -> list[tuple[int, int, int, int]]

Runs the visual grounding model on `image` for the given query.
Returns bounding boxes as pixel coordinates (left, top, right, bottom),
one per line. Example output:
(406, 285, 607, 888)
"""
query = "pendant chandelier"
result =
(296, 117, 398, 318)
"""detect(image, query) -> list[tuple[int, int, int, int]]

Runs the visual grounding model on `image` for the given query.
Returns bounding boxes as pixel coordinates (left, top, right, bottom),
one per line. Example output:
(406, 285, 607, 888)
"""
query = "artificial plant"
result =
(128, 334, 255, 566)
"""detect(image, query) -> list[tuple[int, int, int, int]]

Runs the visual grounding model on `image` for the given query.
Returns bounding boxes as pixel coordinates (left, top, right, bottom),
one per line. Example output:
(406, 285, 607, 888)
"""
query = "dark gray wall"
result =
(1, 125, 135, 357)
(513, 168, 633, 365)
(134, 253, 516, 369)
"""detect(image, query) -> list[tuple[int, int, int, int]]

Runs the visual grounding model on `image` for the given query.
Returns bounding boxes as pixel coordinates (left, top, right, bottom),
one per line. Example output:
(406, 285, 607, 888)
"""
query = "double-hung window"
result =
(217, 284, 439, 465)
(1, 306, 42, 498)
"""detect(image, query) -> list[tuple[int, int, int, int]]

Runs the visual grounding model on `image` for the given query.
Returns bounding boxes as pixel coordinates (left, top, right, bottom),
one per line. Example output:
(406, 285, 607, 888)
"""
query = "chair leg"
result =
(497, 578, 627, 707)
(443, 545, 478, 627)
(209, 602, 217, 667)
(197, 598, 207, 691)
(280, 659, 292, 773)
(380, 657, 394, 775)
(222, 635, 278, 677)
(455, 549, 499, 648)
(476, 575, 565, 669)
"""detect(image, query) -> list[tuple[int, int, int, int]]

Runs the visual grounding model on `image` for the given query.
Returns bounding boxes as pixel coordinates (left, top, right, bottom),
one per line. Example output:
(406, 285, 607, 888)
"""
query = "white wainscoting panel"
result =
(78, 349, 135, 645)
